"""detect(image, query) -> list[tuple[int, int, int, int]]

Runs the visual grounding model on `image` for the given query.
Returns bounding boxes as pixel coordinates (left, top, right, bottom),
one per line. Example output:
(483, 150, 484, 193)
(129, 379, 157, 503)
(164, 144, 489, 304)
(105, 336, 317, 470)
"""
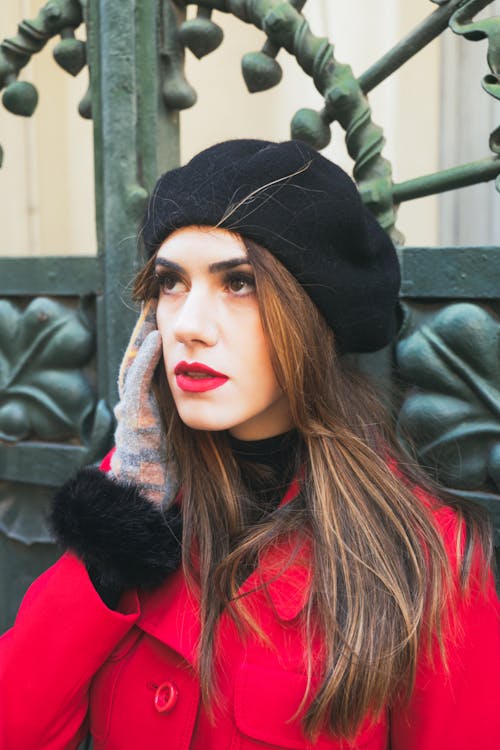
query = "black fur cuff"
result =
(50, 467, 182, 591)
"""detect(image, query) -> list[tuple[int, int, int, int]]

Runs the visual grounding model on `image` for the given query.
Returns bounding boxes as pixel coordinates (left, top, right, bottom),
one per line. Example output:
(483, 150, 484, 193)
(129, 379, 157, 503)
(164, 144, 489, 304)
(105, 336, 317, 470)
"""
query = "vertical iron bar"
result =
(87, 0, 180, 408)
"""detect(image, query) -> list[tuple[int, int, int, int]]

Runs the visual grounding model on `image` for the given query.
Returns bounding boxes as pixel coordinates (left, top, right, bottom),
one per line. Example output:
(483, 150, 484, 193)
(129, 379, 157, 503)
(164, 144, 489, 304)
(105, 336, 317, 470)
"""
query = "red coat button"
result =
(154, 681, 178, 713)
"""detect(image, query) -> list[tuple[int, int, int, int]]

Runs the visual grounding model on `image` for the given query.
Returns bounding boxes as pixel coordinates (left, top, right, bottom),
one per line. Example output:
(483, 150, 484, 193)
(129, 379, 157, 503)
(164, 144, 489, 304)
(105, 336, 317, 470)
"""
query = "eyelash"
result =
(224, 271, 256, 295)
(154, 271, 182, 294)
(153, 270, 256, 296)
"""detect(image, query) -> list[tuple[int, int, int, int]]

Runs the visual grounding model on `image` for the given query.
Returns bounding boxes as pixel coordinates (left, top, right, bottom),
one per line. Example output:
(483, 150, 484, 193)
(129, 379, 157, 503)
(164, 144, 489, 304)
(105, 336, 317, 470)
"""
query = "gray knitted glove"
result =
(110, 299, 178, 505)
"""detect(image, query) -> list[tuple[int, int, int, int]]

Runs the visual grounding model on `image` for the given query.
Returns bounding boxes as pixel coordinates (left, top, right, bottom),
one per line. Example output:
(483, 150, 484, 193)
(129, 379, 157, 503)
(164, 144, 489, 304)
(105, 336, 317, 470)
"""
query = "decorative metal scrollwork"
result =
(161, 0, 198, 110)
(0, 297, 113, 454)
(0, 0, 89, 160)
(179, 5, 223, 59)
(168, 0, 398, 238)
(448, 0, 500, 191)
(3, 1, 499, 220)
(165, 0, 500, 235)
(396, 303, 500, 494)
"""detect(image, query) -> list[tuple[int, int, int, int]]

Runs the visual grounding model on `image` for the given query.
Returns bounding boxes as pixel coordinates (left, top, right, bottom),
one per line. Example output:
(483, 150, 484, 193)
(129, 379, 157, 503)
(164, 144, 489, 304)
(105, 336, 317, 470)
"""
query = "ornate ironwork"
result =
(1, 0, 499, 631)
(161, 0, 198, 110)
(0, 1, 84, 108)
(172, 1, 398, 238)
(240, 0, 306, 92)
(358, 0, 491, 92)
(449, 0, 500, 190)
(0, 296, 112, 448)
(396, 302, 500, 541)
(0, 0, 87, 160)
(3, 1, 499, 230)
(179, 5, 223, 59)
(167, 0, 500, 234)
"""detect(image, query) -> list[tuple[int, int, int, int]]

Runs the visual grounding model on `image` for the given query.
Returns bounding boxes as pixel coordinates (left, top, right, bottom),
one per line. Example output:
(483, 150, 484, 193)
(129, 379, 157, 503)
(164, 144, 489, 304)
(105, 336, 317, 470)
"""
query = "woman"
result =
(1, 139, 499, 750)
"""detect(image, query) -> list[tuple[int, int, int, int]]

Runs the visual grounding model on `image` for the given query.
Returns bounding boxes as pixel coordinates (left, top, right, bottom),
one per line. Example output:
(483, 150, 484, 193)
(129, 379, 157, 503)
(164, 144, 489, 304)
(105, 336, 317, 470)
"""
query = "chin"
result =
(182, 418, 228, 432)
(175, 406, 235, 433)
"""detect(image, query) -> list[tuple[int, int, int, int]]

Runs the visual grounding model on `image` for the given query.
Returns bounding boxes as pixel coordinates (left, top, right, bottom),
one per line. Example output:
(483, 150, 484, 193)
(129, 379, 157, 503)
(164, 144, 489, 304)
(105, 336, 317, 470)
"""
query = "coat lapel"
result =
(257, 474, 313, 622)
(240, 532, 313, 622)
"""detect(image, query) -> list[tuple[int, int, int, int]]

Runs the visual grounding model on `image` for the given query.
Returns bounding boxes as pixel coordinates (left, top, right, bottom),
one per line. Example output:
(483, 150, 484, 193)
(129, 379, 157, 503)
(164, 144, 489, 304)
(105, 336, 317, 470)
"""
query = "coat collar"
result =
(137, 476, 312, 664)
(138, 565, 200, 666)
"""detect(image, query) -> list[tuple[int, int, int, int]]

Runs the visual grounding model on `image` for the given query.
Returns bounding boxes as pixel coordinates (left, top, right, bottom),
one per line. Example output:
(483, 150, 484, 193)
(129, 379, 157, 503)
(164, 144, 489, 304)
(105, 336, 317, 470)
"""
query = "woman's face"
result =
(155, 226, 293, 440)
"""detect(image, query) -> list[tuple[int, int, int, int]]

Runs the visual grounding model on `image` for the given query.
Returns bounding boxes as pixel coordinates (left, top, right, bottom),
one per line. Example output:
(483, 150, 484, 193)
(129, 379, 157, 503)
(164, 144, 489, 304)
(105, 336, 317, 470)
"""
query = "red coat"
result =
(1, 479, 499, 750)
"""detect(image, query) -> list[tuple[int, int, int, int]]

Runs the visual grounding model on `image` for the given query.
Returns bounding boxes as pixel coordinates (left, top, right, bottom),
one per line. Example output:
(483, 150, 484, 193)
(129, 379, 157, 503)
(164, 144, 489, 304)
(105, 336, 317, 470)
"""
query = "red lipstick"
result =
(174, 361, 229, 393)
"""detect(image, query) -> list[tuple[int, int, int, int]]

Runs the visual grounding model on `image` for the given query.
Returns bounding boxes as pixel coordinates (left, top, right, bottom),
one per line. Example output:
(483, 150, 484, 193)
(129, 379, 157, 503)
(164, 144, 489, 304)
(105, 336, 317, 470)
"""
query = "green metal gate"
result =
(1, 0, 499, 635)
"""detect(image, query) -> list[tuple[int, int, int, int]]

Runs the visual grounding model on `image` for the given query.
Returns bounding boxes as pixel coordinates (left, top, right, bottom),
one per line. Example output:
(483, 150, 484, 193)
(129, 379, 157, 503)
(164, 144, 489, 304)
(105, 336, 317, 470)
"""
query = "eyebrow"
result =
(154, 257, 251, 273)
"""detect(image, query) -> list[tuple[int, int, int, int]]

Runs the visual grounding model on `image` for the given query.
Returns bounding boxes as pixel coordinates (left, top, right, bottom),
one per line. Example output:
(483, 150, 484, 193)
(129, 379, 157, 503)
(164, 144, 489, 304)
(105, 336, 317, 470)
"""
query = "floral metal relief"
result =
(396, 303, 500, 494)
(0, 296, 112, 450)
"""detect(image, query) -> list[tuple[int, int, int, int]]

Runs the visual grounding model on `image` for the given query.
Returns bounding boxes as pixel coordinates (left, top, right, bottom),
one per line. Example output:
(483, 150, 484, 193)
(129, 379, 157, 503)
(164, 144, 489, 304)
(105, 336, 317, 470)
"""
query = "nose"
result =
(172, 288, 218, 347)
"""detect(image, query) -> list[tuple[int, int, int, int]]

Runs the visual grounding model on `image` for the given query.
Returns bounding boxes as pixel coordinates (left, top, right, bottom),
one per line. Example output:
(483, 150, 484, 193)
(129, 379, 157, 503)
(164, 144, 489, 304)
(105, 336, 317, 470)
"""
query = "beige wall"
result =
(0, 1, 464, 257)
(0, 1, 95, 256)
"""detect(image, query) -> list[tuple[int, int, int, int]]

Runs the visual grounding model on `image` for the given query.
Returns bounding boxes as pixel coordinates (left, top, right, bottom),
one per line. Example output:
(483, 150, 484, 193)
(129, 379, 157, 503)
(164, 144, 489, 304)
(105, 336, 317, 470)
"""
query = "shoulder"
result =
(408, 481, 498, 625)
(412, 484, 461, 548)
(389, 459, 474, 564)
(389, 457, 495, 597)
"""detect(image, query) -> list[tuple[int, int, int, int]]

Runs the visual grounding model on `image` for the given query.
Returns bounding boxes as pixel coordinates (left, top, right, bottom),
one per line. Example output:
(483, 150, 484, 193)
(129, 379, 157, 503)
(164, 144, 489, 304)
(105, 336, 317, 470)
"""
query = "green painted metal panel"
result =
(0, 257, 101, 296)
(0, 296, 112, 447)
(398, 247, 500, 298)
(0, 444, 92, 486)
(0, 535, 59, 632)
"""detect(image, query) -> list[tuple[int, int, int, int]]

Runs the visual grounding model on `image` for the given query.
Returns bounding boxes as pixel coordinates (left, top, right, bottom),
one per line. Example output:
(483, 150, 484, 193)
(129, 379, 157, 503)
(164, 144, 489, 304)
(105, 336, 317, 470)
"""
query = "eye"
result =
(225, 272, 256, 296)
(154, 270, 185, 294)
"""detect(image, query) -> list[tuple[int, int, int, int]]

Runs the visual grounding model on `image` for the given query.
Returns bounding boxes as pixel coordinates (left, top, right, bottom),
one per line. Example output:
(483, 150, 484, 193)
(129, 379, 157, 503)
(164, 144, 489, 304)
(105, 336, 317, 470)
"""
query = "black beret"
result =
(141, 139, 401, 353)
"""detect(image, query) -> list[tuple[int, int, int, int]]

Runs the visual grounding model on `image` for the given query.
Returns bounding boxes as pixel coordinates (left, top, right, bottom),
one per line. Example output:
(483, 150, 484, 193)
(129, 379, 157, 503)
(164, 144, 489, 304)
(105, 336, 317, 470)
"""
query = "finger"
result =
(113, 331, 163, 438)
(118, 299, 158, 397)
(133, 328, 162, 374)
(125, 330, 163, 416)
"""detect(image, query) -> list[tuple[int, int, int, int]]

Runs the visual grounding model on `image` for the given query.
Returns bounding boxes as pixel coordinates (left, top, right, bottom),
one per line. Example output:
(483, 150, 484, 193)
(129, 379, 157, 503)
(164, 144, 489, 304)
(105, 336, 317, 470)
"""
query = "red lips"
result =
(174, 361, 229, 393)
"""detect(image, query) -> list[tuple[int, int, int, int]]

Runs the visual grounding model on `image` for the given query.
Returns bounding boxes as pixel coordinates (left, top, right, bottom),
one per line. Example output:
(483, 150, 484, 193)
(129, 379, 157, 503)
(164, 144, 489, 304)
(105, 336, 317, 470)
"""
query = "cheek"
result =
(239, 319, 280, 393)
(156, 302, 173, 353)
(155, 302, 165, 336)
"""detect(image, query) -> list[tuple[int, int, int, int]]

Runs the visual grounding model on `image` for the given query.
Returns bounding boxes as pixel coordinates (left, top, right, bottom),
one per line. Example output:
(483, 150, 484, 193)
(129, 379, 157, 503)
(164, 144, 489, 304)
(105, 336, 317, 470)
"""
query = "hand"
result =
(111, 300, 178, 505)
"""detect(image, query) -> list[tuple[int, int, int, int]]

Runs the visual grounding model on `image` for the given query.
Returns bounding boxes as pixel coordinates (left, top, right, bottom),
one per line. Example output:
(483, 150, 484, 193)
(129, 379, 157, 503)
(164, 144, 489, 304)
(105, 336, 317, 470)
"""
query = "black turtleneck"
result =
(228, 430, 300, 519)
(228, 430, 298, 472)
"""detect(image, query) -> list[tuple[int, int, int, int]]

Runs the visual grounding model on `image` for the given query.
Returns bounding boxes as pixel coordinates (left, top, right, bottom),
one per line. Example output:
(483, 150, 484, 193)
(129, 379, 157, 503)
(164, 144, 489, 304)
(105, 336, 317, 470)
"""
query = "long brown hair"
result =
(133, 234, 492, 740)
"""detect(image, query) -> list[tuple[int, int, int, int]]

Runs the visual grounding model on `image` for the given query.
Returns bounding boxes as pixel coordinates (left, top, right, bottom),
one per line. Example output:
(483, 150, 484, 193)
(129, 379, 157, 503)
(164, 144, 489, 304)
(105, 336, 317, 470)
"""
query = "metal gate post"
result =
(87, 0, 181, 406)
